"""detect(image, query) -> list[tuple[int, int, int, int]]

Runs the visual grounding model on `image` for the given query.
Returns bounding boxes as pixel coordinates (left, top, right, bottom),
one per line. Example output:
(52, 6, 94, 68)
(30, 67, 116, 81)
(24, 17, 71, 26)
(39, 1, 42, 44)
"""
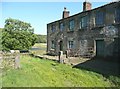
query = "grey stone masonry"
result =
(47, 1, 120, 61)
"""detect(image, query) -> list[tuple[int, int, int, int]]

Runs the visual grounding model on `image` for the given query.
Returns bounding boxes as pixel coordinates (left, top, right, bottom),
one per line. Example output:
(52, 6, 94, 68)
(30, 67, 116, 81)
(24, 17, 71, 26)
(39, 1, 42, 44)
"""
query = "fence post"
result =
(58, 51, 64, 63)
(14, 50, 20, 69)
(65, 50, 69, 58)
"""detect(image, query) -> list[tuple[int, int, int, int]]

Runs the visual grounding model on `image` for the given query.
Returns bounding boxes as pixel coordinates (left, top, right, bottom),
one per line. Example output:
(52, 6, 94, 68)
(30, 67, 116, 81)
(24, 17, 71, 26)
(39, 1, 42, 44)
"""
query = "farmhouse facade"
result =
(47, 1, 120, 59)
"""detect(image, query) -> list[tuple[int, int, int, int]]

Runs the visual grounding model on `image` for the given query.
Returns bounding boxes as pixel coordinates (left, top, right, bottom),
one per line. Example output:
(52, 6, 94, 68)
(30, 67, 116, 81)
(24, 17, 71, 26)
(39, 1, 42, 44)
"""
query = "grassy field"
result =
(1, 43, 120, 87)
(2, 55, 120, 87)
(29, 43, 47, 55)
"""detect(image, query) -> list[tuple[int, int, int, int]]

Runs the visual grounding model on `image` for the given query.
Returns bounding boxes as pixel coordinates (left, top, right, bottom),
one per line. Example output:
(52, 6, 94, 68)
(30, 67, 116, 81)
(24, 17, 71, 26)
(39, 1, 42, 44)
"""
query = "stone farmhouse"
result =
(47, 1, 120, 60)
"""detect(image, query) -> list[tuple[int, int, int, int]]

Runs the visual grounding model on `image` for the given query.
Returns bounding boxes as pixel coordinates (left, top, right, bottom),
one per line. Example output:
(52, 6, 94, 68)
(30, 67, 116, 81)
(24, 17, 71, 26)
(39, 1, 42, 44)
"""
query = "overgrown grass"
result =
(2, 55, 119, 87)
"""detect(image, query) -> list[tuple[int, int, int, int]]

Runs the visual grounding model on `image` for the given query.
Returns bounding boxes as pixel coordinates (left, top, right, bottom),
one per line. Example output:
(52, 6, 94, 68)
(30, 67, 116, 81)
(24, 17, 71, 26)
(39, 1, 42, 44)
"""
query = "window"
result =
(51, 25, 55, 32)
(69, 20, 74, 31)
(68, 41, 74, 49)
(81, 16, 88, 28)
(95, 12, 105, 26)
(115, 8, 120, 23)
(51, 41, 55, 49)
(79, 21, 82, 29)
(60, 23, 64, 31)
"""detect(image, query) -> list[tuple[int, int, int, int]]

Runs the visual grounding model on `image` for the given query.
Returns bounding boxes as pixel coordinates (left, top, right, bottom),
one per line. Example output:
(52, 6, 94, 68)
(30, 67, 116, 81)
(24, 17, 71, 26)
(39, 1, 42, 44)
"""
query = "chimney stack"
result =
(62, 7, 70, 19)
(83, 1, 92, 11)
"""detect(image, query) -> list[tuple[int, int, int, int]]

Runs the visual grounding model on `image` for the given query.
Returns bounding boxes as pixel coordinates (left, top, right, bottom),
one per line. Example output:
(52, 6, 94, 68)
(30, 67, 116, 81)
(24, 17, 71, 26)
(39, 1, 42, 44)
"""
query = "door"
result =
(59, 41, 63, 51)
(96, 40, 105, 57)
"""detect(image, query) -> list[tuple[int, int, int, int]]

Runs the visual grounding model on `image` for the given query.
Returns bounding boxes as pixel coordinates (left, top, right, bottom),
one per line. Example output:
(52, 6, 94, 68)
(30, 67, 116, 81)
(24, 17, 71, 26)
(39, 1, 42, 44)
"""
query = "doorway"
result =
(59, 41, 63, 51)
(96, 40, 105, 57)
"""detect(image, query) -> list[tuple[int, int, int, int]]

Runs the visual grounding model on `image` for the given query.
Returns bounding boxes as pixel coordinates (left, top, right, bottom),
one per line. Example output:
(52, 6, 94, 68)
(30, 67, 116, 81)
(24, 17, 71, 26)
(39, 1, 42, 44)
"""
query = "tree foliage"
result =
(2, 18, 37, 51)
(36, 34, 47, 43)
(0, 28, 2, 51)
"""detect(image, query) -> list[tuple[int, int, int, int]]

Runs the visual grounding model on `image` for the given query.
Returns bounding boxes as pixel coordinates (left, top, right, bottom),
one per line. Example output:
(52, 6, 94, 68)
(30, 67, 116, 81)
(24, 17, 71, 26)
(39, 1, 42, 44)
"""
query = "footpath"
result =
(30, 53, 90, 65)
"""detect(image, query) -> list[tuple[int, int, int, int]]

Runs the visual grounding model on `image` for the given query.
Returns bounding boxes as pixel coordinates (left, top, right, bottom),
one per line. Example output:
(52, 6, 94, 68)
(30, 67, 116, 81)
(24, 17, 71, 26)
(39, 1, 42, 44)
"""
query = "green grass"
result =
(30, 43, 46, 55)
(2, 55, 119, 87)
(33, 43, 46, 48)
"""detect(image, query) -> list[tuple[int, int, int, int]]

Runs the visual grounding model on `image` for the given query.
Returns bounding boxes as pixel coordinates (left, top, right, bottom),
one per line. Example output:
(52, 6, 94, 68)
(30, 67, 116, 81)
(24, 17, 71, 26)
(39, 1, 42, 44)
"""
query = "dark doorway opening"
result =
(59, 41, 63, 51)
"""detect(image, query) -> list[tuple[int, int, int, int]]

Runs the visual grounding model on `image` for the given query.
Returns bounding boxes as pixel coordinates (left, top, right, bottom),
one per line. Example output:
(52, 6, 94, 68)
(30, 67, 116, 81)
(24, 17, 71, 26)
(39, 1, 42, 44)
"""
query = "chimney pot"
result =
(64, 7, 66, 11)
(83, 1, 92, 11)
(62, 7, 70, 19)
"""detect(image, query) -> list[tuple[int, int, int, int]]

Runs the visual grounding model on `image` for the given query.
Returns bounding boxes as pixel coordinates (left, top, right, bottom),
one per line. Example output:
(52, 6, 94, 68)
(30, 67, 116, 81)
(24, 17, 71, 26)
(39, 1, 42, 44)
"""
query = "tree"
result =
(36, 34, 47, 43)
(2, 18, 37, 51)
(0, 28, 2, 51)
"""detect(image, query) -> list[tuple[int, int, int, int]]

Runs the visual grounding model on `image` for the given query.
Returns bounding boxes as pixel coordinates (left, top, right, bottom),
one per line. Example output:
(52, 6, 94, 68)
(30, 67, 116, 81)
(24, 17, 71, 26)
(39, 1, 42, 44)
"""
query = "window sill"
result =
(67, 30, 74, 32)
(79, 28, 87, 30)
(95, 24, 105, 27)
(50, 49, 55, 51)
(92, 25, 104, 29)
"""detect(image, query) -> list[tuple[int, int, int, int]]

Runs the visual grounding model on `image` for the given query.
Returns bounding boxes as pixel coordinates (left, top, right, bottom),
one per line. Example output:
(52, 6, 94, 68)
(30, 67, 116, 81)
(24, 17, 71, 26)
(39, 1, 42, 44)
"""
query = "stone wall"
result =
(47, 1, 120, 60)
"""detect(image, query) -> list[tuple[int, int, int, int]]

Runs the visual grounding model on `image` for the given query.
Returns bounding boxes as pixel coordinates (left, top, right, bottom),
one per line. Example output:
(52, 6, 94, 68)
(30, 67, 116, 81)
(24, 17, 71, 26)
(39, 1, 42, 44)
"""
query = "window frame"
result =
(51, 40, 55, 49)
(95, 11, 105, 26)
(80, 15, 88, 29)
(115, 7, 120, 23)
(51, 25, 56, 33)
(68, 41, 74, 49)
(69, 20, 74, 31)
(59, 22, 64, 31)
